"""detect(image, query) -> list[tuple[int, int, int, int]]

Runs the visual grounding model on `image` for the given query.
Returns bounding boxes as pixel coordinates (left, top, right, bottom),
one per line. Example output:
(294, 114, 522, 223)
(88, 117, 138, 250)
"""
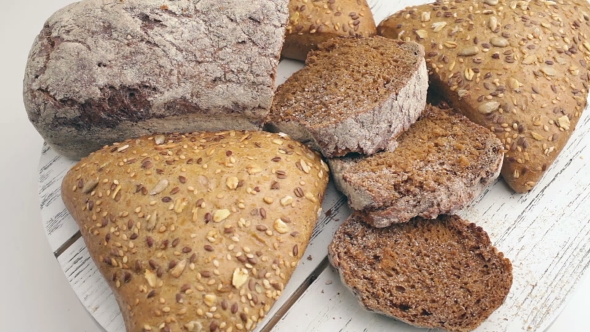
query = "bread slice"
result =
(282, 0, 377, 61)
(61, 131, 329, 332)
(377, 0, 590, 192)
(266, 36, 428, 158)
(329, 213, 513, 332)
(329, 105, 503, 227)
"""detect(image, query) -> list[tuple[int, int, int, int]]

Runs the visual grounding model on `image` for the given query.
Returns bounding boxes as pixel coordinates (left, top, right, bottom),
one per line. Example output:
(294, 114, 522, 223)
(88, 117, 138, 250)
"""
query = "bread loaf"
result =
(377, 0, 590, 193)
(61, 131, 329, 332)
(267, 36, 428, 158)
(329, 105, 503, 227)
(24, 0, 288, 160)
(282, 0, 377, 61)
(329, 213, 513, 332)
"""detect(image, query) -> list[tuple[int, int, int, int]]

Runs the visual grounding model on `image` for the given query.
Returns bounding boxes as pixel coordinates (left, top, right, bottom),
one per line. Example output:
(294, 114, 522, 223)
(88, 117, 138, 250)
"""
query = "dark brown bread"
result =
(329, 213, 513, 332)
(329, 105, 503, 227)
(61, 131, 329, 332)
(24, 0, 288, 160)
(282, 0, 377, 61)
(377, 0, 590, 192)
(267, 36, 428, 158)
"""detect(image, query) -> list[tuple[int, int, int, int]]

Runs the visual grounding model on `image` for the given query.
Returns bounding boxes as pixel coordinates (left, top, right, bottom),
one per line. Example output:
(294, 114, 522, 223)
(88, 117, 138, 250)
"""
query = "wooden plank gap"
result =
(53, 230, 82, 258)
(259, 256, 330, 332)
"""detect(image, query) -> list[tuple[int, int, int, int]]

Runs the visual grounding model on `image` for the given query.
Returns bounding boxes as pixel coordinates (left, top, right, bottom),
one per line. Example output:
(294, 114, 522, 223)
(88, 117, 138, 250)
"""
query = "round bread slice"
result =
(329, 104, 503, 228)
(61, 131, 329, 332)
(266, 36, 428, 158)
(329, 213, 513, 332)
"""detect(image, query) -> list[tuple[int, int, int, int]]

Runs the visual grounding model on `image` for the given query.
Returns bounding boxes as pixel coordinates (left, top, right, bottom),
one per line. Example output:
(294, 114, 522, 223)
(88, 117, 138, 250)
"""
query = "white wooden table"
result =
(3, 0, 590, 331)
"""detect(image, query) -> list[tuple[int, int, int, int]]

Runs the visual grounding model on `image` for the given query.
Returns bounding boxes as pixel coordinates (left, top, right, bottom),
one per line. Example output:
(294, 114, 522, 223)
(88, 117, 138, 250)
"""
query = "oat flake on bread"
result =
(378, 0, 590, 193)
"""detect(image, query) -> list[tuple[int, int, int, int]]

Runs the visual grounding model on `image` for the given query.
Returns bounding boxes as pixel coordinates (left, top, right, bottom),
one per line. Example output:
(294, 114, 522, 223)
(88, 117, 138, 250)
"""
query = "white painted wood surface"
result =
(37, 1, 590, 331)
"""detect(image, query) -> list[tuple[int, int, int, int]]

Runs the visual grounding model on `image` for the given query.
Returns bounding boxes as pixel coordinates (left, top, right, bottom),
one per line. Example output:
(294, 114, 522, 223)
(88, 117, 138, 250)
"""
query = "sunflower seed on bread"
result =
(61, 131, 329, 332)
(378, 0, 590, 193)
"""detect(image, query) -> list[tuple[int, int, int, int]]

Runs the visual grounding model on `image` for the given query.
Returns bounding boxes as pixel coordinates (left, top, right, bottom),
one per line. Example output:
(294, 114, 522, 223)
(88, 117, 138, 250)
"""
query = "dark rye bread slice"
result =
(266, 36, 428, 158)
(24, 0, 289, 160)
(329, 105, 503, 228)
(328, 213, 513, 332)
(377, 0, 590, 192)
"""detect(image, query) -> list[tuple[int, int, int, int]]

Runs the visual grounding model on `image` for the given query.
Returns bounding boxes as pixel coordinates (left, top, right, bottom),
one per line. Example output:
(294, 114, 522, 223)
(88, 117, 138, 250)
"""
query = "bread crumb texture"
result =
(268, 36, 428, 157)
(330, 105, 503, 226)
(329, 213, 513, 332)
(273, 36, 422, 124)
(61, 131, 329, 332)
(23, 0, 288, 159)
(378, 0, 590, 193)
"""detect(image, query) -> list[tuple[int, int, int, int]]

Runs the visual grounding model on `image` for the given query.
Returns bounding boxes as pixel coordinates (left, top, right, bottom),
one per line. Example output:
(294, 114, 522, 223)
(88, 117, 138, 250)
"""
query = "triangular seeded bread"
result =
(329, 213, 513, 332)
(329, 105, 503, 227)
(266, 36, 428, 158)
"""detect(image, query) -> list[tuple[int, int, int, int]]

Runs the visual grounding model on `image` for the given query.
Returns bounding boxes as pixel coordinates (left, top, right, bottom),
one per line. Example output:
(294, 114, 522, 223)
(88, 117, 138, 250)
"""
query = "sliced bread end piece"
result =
(329, 213, 513, 332)
(329, 105, 503, 227)
(267, 36, 428, 158)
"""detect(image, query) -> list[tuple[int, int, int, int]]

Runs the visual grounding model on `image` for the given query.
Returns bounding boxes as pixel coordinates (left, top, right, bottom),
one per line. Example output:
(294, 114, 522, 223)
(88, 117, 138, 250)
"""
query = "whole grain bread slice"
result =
(329, 213, 513, 332)
(329, 104, 503, 227)
(266, 36, 428, 158)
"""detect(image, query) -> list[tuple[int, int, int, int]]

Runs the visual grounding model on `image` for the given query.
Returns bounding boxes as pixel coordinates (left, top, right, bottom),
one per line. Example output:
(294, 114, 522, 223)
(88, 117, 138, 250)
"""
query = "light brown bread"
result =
(378, 0, 590, 193)
(61, 131, 329, 332)
(282, 0, 377, 61)
(329, 213, 513, 332)
(267, 36, 428, 158)
(24, 0, 288, 160)
(329, 105, 503, 227)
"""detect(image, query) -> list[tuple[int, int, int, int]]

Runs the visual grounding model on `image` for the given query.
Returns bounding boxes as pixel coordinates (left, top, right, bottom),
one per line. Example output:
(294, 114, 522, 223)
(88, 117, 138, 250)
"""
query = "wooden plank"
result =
(38, 142, 80, 252)
(57, 236, 126, 332)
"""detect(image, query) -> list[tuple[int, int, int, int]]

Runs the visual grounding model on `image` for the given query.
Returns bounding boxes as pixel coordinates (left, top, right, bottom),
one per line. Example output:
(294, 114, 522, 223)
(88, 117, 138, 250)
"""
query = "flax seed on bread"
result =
(329, 213, 513, 332)
(60, 131, 329, 332)
(329, 105, 503, 227)
(267, 36, 428, 158)
(282, 0, 377, 61)
(377, 0, 590, 193)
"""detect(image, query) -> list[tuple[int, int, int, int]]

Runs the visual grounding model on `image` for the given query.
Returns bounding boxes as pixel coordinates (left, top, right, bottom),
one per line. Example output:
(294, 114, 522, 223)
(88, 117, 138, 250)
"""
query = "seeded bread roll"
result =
(24, 0, 288, 160)
(267, 36, 428, 158)
(61, 131, 329, 332)
(329, 105, 503, 227)
(282, 0, 377, 61)
(378, 0, 590, 193)
(329, 213, 513, 332)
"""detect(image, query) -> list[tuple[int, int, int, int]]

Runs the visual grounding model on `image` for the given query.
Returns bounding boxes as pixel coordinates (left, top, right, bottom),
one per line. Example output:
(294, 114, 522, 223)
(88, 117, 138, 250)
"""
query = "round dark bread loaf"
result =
(23, 0, 288, 160)
(329, 213, 513, 332)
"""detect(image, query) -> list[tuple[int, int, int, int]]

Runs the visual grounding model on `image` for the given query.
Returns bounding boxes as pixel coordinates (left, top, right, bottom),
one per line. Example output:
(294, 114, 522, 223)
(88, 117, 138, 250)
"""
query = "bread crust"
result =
(268, 37, 428, 158)
(329, 105, 503, 227)
(329, 213, 513, 332)
(61, 131, 329, 332)
(24, 0, 289, 160)
(282, 0, 377, 61)
(378, 0, 590, 192)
